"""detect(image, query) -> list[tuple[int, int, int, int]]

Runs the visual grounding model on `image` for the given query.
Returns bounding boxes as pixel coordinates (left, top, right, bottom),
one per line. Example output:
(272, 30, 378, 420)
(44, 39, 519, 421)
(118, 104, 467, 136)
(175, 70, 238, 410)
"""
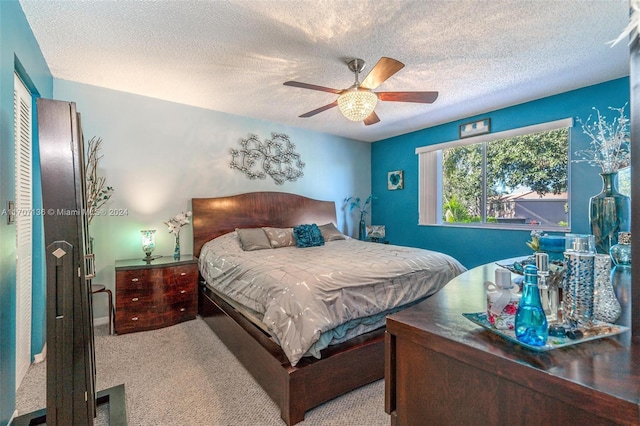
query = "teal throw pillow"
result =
(293, 224, 325, 248)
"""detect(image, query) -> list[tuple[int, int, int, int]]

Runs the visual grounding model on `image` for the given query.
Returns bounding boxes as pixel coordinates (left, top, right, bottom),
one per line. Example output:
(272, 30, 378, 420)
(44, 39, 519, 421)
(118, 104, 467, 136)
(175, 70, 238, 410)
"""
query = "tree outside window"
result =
(441, 128, 569, 227)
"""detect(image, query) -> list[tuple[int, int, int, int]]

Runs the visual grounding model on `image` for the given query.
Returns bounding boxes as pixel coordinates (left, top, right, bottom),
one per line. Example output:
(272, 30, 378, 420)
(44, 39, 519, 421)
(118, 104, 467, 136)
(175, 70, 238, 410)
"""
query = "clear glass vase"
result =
(358, 214, 366, 241)
(563, 235, 595, 328)
(593, 254, 621, 323)
(173, 233, 181, 260)
(589, 172, 631, 254)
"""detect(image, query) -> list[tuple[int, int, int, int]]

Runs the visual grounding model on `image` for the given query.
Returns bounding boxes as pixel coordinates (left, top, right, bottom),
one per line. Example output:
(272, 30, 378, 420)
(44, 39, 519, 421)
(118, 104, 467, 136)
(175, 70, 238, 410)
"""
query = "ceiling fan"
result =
(284, 57, 438, 126)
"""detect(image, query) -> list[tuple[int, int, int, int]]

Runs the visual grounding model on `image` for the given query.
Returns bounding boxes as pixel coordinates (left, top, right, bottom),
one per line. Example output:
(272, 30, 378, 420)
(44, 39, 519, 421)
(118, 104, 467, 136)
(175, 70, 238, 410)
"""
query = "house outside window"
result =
(416, 118, 573, 230)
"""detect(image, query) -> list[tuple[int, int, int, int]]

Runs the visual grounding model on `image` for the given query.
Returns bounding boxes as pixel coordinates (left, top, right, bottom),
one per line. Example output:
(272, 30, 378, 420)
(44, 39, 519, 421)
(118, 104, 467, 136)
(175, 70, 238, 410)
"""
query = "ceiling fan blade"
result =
(284, 81, 342, 94)
(363, 111, 380, 126)
(360, 57, 404, 90)
(377, 91, 439, 103)
(299, 101, 338, 118)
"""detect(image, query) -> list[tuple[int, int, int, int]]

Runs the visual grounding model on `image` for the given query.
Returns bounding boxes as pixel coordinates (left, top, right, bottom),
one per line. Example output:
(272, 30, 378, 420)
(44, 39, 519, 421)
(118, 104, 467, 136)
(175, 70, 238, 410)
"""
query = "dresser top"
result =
(115, 255, 197, 270)
(387, 258, 639, 418)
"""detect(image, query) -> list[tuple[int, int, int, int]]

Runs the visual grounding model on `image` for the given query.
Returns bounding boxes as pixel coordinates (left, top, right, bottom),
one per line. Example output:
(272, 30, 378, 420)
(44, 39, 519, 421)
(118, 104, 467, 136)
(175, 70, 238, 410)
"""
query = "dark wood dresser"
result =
(115, 255, 198, 334)
(385, 261, 639, 425)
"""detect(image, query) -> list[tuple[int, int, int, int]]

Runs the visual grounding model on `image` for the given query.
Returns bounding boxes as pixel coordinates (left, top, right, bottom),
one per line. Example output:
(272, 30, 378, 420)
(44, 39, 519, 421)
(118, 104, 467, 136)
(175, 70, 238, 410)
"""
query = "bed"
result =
(193, 192, 466, 425)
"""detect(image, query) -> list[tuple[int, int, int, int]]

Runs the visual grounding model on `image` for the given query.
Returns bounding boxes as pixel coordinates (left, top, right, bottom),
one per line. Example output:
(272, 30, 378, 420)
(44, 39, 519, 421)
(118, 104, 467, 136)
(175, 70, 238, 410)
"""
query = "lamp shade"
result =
(337, 89, 377, 121)
(141, 229, 156, 258)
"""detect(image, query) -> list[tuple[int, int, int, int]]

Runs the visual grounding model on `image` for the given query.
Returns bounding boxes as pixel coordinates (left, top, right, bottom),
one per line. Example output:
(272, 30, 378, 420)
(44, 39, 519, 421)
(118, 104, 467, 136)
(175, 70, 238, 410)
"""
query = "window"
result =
(618, 166, 631, 197)
(417, 118, 573, 229)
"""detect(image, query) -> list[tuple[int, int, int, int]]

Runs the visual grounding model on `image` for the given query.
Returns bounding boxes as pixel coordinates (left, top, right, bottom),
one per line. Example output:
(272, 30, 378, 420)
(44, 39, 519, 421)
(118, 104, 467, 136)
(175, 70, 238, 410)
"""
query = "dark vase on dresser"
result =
(589, 171, 630, 254)
(358, 213, 367, 240)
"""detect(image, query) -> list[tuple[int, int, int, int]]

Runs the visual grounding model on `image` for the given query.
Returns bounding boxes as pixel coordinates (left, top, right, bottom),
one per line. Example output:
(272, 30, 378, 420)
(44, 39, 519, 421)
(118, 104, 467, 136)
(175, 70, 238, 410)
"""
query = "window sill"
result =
(418, 222, 571, 233)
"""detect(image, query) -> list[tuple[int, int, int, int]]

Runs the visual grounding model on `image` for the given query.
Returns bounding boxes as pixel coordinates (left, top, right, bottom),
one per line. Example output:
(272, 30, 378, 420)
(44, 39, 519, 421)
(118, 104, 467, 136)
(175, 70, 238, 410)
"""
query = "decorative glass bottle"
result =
(563, 234, 596, 328)
(358, 212, 366, 241)
(535, 252, 558, 322)
(515, 265, 548, 346)
(610, 232, 631, 267)
(589, 172, 631, 254)
(593, 254, 621, 323)
(485, 268, 521, 330)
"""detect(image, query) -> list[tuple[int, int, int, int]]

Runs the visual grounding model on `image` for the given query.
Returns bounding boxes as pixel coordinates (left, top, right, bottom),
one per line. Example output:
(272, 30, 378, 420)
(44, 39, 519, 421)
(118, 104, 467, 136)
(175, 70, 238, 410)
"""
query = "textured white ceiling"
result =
(19, 0, 630, 142)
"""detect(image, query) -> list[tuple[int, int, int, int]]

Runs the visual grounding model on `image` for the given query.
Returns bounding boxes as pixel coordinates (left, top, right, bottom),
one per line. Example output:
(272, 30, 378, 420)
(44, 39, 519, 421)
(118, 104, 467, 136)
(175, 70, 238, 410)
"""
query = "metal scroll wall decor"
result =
(230, 132, 305, 185)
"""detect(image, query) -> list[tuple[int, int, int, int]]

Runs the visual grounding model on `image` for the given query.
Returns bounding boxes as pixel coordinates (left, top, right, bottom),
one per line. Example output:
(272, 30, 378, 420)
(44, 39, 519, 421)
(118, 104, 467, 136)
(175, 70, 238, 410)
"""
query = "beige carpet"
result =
(16, 317, 388, 425)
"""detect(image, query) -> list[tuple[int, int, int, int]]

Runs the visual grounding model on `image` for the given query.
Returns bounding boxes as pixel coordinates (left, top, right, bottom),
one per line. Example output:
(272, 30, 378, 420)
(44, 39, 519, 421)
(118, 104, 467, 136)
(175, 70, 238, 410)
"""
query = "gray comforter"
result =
(199, 232, 466, 366)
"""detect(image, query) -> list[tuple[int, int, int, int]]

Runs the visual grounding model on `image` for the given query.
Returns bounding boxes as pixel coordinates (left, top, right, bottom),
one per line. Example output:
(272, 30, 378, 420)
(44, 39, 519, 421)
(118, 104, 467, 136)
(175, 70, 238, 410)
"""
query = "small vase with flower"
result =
(345, 195, 372, 240)
(164, 211, 192, 260)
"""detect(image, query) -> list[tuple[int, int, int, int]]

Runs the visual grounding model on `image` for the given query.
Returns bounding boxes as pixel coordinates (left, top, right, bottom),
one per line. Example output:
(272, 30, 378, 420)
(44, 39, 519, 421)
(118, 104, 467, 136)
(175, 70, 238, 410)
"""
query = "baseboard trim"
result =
(34, 344, 47, 364)
(93, 315, 110, 327)
(9, 409, 18, 425)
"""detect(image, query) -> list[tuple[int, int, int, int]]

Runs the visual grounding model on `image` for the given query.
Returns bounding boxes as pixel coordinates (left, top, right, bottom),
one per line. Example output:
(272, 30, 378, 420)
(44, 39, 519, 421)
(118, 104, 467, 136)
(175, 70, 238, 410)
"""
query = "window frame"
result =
(416, 118, 574, 230)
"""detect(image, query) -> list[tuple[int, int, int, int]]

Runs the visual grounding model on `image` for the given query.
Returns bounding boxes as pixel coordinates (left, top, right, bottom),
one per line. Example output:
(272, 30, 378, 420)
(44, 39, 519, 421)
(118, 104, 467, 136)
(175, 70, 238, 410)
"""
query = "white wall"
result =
(53, 78, 371, 318)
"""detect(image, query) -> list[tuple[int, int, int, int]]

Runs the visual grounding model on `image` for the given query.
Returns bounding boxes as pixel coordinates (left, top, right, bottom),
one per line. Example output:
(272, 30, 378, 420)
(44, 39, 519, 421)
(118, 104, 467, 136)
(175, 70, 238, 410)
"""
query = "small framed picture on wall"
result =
(388, 170, 404, 190)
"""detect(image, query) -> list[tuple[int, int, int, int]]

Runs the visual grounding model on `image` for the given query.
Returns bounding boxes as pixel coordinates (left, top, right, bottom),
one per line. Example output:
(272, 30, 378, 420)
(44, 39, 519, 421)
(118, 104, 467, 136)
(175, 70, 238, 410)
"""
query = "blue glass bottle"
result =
(515, 265, 548, 346)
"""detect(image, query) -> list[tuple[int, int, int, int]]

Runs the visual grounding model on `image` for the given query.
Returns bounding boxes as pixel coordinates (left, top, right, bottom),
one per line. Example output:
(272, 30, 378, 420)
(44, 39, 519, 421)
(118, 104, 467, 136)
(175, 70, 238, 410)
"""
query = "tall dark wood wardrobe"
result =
(37, 98, 96, 425)
(14, 99, 126, 425)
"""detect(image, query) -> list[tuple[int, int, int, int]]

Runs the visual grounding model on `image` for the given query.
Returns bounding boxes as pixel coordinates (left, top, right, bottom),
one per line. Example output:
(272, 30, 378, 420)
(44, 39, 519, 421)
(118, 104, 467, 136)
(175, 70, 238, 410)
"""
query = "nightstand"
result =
(114, 255, 198, 334)
(366, 238, 390, 244)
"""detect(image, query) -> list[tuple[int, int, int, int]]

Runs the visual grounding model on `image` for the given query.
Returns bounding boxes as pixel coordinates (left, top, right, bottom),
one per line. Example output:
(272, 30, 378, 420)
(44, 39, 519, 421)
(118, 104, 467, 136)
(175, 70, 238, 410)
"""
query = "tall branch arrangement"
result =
(85, 136, 114, 224)
(574, 105, 630, 174)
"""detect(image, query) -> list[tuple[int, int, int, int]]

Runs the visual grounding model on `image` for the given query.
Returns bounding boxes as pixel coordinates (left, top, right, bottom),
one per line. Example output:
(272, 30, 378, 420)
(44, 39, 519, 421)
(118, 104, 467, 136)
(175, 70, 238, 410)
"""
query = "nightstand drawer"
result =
(116, 268, 163, 290)
(115, 289, 157, 310)
(166, 298, 196, 316)
(115, 311, 166, 334)
(165, 265, 198, 287)
(164, 285, 196, 303)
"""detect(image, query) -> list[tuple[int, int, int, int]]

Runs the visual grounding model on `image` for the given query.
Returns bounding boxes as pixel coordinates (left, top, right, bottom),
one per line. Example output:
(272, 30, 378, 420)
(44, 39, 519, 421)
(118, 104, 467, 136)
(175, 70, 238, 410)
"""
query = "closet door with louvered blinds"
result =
(14, 72, 33, 390)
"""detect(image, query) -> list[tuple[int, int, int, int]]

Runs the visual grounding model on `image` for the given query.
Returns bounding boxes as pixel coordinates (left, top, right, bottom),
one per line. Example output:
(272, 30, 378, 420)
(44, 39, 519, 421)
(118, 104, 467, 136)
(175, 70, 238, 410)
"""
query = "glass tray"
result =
(462, 312, 629, 351)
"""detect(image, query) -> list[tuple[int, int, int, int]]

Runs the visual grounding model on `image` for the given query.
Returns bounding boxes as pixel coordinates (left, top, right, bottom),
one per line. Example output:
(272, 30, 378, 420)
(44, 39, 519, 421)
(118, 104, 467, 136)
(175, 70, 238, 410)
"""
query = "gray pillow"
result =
(262, 227, 295, 248)
(236, 228, 271, 251)
(318, 223, 346, 241)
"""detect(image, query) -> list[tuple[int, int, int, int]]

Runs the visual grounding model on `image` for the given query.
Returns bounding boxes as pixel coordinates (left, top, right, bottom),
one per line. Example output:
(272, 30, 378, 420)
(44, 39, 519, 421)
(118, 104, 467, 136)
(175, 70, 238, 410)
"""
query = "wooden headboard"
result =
(192, 192, 338, 257)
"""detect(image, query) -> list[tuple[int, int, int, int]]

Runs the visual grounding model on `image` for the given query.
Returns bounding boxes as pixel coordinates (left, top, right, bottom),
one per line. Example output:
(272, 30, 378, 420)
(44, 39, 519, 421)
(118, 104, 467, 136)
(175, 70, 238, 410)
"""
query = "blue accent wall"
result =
(371, 77, 630, 269)
(0, 1, 52, 424)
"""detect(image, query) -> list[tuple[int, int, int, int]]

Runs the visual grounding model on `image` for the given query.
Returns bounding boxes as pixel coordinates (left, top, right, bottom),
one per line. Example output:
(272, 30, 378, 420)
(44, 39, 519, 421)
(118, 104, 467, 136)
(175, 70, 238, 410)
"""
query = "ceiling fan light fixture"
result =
(337, 89, 377, 121)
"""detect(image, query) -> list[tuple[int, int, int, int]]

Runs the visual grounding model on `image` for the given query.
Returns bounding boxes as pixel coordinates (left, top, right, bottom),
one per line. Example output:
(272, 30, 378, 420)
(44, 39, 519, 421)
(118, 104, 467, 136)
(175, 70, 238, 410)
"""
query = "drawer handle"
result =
(180, 290, 186, 294)
(131, 278, 139, 282)
(131, 317, 138, 321)
(132, 297, 139, 302)
(180, 272, 187, 276)
(180, 308, 186, 312)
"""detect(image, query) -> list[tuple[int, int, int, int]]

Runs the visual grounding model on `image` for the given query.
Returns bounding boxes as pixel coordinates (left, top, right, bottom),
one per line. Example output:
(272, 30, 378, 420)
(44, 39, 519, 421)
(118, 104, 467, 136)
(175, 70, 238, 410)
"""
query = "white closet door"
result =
(14, 72, 32, 391)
